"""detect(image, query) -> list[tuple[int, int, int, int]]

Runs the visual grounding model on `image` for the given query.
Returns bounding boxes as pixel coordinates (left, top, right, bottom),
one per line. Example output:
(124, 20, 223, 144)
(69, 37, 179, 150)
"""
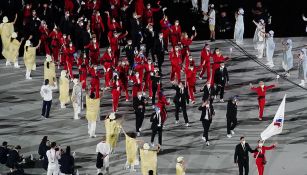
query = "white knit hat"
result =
(2, 16, 8, 23)
(25, 40, 31, 47)
(109, 112, 116, 120)
(177, 156, 184, 163)
(269, 30, 274, 36)
(73, 78, 79, 84)
(46, 55, 52, 62)
(11, 32, 17, 39)
(143, 143, 150, 150)
(60, 70, 67, 77)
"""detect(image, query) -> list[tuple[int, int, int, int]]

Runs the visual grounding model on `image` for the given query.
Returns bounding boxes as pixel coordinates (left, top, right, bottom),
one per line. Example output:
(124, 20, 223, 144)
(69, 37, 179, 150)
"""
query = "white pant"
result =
(191, 0, 198, 8)
(25, 69, 32, 79)
(73, 103, 81, 119)
(234, 26, 244, 44)
(47, 164, 60, 175)
(88, 121, 96, 137)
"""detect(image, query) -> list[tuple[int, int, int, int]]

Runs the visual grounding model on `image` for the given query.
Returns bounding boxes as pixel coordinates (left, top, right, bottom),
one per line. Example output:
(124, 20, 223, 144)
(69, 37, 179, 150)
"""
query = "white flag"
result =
(261, 94, 286, 140)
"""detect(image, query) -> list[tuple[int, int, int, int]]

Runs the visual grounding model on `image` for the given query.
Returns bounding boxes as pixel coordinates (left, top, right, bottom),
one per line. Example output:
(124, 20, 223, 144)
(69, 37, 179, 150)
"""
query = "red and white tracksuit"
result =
(170, 50, 182, 82)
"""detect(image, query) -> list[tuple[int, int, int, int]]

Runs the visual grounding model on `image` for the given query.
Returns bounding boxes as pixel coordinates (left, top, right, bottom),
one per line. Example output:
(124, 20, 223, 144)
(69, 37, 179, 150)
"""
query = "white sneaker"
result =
(219, 99, 224, 102)
(175, 120, 179, 125)
(202, 137, 206, 142)
(139, 127, 142, 132)
(185, 123, 190, 127)
(137, 132, 140, 137)
(206, 141, 210, 146)
(5, 61, 11, 66)
(227, 134, 232, 138)
(231, 130, 235, 135)
(151, 142, 154, 147)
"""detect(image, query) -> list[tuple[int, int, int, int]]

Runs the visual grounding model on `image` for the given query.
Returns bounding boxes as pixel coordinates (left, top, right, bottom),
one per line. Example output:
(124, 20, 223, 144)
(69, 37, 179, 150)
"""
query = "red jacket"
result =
(186, 67, 197, 85)
(91, 15, 105, 32)
(200, 48, 211, 66)
(100, 52, 114, 69)
(160, 19, 171, 34)
(250, 85, 275, 98)
(181, 37, 192, 49)
(254, 145, 275, 164)
(170, 51, 182, 70)
(170, 25, 182, 43)
(135, 0, 145, 16)
(144, 8, 160, 25)
(109, 33, 127, 51)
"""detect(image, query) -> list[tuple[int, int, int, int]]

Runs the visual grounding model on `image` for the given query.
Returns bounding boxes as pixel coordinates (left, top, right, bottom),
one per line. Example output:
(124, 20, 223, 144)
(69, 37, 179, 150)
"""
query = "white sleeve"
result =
(40, 86, 45, 98)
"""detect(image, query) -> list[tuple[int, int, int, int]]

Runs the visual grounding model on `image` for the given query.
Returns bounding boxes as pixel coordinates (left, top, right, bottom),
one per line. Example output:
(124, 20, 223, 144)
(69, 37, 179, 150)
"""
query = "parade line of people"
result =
(1, 0, 307, 175)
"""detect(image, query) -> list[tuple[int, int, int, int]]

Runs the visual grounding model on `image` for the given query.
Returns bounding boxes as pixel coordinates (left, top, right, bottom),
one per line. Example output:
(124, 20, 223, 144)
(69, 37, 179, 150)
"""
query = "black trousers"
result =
(152, 87, 158, 105)
(157, 54, 164, 74)
(238, 160, 249, 175)
(151, 126, 162, 145)
(215, 84, 225, 99)
(227, 117, 237, 134)
(41, 100, 52, 118)
(202, 120, 211, 141)
(146, 46, 155, 62)
(175, 103, 189, 123)
(135, 111, 145, 132)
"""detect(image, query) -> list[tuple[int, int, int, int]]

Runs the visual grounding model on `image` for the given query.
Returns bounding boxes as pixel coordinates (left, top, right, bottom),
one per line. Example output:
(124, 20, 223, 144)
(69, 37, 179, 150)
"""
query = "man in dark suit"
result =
(198, 100, 215, 146)
(151, 67, 161, 106)
(173, 81, 190, 126)
(226, 96, 239, 138)
(153, 32, 165, 75)
(130, 12, 143, 50)
(214, 62, 229, 102)
(150, 107, 163, 146)
(200, 81, 215, 104)
(234, 137, 256, 175)
(144, 24, 156, 61)
(133, 92, 147, 136)
(123, 40, 135, 69)
(59, 146, 75, 174)
(0, 141, 10, 165)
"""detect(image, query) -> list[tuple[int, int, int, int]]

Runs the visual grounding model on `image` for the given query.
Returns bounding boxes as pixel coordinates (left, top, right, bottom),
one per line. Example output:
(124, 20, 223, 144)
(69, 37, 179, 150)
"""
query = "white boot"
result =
(25, 70, 32, 79)
(299, 80, 305, 87)
(74, 112, 79, 119)
(5, 61, 11, 66)
(14, 62, 20, 68)
(60, 103, 66, 109)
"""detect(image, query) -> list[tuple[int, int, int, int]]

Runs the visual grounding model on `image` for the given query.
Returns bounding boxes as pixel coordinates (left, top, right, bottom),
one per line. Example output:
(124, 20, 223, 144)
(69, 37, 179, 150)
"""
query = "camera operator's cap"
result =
(109, 112, 116, 120)
(2, 16, 8, 23)
(25, 40, 31, 46)
(233, 95, 239, 101)
(269, 30, 274, 36)
(177, 156, 184, 163)
(11, 32, 17, 39)
(46, 54, 52, 62)
(210, 4, 214, 8)
(143, 143, 150, 150)
(73, 78, 79, 84)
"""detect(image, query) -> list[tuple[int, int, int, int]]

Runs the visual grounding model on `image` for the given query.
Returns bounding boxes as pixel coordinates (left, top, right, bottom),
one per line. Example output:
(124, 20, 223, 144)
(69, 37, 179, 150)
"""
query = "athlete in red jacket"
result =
(100, 47, 114, 88)
(170, 20, 182, 49)
(199, 44, 211, 81)
(250, 81, 276, 120)
(170, 46, 182, 82)
(254, 140, 277, 175)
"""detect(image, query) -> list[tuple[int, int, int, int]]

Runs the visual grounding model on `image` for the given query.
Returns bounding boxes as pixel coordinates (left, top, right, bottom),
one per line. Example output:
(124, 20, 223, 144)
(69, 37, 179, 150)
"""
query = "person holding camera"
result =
(40, 78, 58, 119)
(46, 142, 61, 175)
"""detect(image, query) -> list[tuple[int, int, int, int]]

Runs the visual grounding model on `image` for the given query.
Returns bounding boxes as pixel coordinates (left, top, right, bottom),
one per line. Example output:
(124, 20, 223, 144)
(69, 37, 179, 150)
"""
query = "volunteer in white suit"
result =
(234, 8, 244, 44)
(71, 79, 82, 120)
(265, 30, 275, 68)
(298, 48, 307, 87)
(282, 39, 293, 77)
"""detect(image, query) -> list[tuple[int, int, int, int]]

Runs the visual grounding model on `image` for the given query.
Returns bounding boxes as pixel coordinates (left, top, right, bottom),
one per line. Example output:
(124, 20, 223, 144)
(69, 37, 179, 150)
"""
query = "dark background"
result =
(160, 0, 307, 39)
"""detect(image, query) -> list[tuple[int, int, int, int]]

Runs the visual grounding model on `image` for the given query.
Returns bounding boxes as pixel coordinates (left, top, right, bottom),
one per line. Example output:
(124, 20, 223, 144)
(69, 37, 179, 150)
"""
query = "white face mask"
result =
(207, 84, 211, 88)
(242, 141, 246, 145)
(260, 85, 264, 88)
(138, 95, 142, 98)
(63, 36, 67, 39)
(147, 6, 150, 9)
(136, 74, 139, 77)
(93, 39, 96, 43)
(221, 66, 224, 69)
(258, 143, 263, 147)
(108, 49, 111, 52)
(175, 23, 179, 26)
(216, 51, 220, 54)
